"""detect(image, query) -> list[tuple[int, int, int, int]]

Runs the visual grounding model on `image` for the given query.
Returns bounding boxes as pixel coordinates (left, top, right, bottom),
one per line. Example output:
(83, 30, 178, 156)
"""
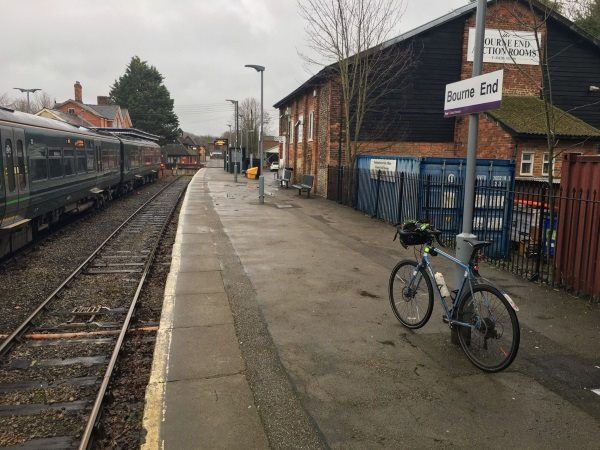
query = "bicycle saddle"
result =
(464, 238, 492, 250)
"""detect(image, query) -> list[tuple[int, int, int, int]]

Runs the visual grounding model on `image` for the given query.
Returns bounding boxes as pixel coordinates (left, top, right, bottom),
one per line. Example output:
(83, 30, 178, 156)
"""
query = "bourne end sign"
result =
(444, 69, 504, 118)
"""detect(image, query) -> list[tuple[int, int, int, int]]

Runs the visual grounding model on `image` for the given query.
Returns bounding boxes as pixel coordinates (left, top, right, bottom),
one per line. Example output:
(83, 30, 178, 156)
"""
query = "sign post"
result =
(453, 0, 490, 328)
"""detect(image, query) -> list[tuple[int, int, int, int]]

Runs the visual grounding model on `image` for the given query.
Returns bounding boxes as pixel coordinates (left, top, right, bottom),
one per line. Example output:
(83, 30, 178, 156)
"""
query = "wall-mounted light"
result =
(590, 85, 600, 93)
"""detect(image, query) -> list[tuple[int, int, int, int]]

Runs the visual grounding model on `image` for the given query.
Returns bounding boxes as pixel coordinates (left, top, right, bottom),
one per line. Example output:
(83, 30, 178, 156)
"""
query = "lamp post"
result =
(227, 124, 232, 172)
(245, 64, 265, 204)
(226, 99, 239, 182)
(13, 87, 41, 113)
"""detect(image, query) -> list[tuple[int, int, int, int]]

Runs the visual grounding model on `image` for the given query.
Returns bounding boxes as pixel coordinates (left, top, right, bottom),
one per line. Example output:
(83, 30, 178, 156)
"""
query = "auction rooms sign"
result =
(467, 28, 541, 65)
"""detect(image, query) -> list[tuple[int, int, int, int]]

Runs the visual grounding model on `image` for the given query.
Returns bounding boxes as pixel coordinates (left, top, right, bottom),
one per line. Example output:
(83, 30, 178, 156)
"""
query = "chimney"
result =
(97, 96, 111, 105)
(74, 81, 82, 103)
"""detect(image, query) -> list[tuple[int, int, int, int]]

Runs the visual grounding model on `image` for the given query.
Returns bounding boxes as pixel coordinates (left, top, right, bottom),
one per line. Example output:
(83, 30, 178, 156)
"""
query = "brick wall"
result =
(56, 101, 107, 128)
(516, 139, 598, 178)
(461, 0, 543, 95)
(454, 114, 516, 159)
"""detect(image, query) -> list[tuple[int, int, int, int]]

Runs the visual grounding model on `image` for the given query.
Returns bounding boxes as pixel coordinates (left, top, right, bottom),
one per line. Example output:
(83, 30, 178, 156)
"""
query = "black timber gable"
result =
(548, 17, 600, 130)
(358, 17, 465, 142)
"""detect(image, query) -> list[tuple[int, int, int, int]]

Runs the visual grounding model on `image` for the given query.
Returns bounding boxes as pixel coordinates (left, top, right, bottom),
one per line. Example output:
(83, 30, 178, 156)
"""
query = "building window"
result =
(68, 108, 75, 115)
(288, 120, 293, 143)
(520, 152, 534, 176)
(298, 115, 304, 143)
(308, 111, 314, 141)
(542, 153, 554, 176)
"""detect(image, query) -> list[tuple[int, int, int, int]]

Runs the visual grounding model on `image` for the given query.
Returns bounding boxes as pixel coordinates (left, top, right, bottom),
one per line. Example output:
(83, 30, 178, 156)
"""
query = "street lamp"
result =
(226, 99, 239, 182)
(13, 87, 41, 113)
(245, 64, 265, 204)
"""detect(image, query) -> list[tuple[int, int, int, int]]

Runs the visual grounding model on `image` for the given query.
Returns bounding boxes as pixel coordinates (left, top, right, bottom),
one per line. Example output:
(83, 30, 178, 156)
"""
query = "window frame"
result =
(5, 139, 16, 192)
(541, 153, 554, 177)
(520, 152, 534, 176)
(297, 115, 304, 143)
(308, 111, 314, 141)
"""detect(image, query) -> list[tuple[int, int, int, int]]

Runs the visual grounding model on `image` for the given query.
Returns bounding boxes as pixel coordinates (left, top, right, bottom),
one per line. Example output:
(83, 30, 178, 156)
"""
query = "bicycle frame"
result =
(412, 244, 475, 329)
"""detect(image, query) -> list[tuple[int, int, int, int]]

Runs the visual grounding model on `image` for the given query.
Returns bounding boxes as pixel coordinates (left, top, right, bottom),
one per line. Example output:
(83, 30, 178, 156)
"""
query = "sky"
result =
(0, 0, 467, 136)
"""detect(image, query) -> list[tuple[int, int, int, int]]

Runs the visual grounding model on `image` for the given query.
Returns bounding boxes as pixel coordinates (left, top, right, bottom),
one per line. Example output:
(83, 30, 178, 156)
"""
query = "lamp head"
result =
(245, 64, 265, 72)
(226, 99, 237, 104)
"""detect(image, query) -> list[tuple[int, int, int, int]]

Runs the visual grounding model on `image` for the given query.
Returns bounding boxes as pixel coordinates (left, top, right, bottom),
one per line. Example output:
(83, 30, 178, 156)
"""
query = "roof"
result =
(163, 143, 192, 156)
(88, 104, 120, 120)
(273, 0, 600, 109)
(36, 108, 95, 128)
(487, 96, 600, 139)
(94, 127, 161, 142)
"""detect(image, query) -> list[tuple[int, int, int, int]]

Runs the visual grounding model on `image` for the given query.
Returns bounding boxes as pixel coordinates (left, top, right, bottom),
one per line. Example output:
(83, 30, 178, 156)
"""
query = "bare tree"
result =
(0, 93, 12, 108)
(8, 90, 55, 113)
(235, 97, 272, 155)
(298, 0, 412, 167)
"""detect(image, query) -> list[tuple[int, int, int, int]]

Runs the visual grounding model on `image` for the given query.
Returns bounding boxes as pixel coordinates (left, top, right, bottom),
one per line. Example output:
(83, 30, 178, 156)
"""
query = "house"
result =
(274, 0, 600, 195)
(45, 81, 133, 128)
(162, 143, 199, 167)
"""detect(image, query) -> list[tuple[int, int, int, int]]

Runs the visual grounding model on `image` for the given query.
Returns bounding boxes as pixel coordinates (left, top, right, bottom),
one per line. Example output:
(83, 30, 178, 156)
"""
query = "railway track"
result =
(0, 176, 189, 449)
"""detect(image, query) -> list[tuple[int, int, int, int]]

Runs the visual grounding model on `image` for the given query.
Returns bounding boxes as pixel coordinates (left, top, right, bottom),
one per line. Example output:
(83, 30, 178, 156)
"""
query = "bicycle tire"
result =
(456, 283, 520, 372)
(388, 260, 434, 329)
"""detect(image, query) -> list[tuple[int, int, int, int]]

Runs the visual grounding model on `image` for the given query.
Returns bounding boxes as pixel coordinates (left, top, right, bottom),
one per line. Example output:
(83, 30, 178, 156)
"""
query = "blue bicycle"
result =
(388, 221, 520, 372)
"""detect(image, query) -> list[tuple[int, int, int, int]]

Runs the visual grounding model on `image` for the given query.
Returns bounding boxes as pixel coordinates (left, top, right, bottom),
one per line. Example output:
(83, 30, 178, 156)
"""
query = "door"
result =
(1, 126, 18, 225)
(13, 128, 29, 213)
(0, 130, 4, 225)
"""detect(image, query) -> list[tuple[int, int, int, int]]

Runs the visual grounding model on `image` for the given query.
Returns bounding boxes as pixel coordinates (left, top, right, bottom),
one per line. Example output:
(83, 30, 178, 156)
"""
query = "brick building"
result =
(40, 81, 133, 129)
(274, 0, 600, 195)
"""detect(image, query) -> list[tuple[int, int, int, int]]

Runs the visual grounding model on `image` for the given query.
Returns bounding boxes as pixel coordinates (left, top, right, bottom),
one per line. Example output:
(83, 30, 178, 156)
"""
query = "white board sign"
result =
(369, 159, 397, 175)
(444, 69, 504, 118)
(468, 28, 541, 65)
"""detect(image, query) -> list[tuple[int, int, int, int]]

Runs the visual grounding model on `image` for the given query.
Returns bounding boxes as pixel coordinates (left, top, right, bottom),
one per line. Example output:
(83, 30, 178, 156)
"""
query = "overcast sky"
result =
(1, 0, 467, 136)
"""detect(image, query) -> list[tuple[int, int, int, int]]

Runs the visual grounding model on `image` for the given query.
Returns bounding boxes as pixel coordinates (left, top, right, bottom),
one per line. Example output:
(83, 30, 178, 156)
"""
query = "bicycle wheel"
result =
(388, 260, 434, 329)
(456, 283, 520, 372)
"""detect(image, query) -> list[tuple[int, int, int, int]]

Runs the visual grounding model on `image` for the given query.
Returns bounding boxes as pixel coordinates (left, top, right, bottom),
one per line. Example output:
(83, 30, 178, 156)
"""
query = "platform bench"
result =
(276, 169, 292, 188)
(291, 175, 314, 197)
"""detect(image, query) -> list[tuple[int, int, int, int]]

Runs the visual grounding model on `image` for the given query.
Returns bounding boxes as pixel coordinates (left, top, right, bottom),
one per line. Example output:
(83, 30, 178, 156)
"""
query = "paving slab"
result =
(174, 271, 223, 294)
(167, 324, 244, 381)
(162, 375, 269, 450)
(171, 293, 233, 327)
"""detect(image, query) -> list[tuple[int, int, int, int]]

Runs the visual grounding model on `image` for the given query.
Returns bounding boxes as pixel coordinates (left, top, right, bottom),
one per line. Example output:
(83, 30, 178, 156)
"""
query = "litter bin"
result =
(246, 167, 259, 180)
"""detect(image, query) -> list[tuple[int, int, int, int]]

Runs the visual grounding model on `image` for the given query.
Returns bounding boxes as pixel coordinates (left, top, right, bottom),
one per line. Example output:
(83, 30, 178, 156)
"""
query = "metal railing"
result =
(326, 166, 600, 301)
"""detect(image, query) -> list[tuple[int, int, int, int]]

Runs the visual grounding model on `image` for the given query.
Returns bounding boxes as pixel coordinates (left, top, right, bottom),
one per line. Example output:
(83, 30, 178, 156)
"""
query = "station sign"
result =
(444, 69, 503, 118)
(214, 139, 228, 147)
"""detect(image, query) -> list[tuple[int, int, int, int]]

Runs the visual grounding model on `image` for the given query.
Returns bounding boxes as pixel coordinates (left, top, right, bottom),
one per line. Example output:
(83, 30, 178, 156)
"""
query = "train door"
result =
(1, 126, 18, 224)
(13, 129, 29, 212)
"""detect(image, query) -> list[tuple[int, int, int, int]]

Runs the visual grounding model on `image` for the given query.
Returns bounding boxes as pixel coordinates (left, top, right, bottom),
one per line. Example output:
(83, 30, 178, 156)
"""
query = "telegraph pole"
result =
(227, 99, 239, 182)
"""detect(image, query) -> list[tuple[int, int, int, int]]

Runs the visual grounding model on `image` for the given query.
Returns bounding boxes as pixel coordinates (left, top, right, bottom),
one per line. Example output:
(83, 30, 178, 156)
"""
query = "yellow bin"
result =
(246, 167, 259, 180)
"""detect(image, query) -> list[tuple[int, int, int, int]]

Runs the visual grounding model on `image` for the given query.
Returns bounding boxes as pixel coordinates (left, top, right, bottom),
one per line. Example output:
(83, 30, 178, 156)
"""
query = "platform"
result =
(142, 164, 600, 449)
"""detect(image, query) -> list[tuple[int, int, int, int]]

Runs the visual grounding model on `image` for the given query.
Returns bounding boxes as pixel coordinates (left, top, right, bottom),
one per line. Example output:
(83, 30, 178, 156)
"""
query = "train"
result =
(0, 107, 162, 258)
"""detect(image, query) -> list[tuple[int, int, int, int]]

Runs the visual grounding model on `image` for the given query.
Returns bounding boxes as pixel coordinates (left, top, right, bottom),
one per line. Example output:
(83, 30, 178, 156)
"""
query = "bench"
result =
(291, 175, 314, 197)
(276, 169, 292, 188)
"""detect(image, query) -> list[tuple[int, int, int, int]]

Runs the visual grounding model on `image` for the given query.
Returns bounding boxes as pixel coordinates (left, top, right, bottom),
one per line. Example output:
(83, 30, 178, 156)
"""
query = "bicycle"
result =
(388, 221, 520, 372)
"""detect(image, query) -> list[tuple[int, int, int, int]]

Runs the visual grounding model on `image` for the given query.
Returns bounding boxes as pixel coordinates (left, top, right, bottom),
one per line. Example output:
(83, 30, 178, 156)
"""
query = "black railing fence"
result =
(326, 166, 600, 300)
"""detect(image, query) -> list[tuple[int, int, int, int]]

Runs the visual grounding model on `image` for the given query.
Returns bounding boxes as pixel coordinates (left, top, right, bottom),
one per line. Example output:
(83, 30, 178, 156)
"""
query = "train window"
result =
(17, 140, 27, 189)
(86, 149, 95, 171)
(5, 139, 16, 192)
(49, 148, 63, 178)
(28, 142, 48, 182)
(77, 154, 87, 173)
(63, 149, 75, 176)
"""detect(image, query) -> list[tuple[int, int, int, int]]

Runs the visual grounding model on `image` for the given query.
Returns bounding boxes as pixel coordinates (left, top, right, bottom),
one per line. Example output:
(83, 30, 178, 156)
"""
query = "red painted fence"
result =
(555, 153, 600, 300)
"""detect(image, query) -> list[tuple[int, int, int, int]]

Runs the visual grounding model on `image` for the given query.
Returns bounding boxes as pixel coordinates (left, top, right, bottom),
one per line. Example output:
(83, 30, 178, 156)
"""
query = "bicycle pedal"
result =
(442, 315, 449, 324)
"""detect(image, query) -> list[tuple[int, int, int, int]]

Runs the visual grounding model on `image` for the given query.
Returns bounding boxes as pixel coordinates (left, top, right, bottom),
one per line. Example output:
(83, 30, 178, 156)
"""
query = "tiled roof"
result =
(88, 104, 120, 120)
(488, 96, 600, 139)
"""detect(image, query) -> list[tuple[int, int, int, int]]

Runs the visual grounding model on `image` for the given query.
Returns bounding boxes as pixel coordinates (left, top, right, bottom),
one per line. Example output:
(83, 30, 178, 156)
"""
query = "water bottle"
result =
(435, 272, 450, 298)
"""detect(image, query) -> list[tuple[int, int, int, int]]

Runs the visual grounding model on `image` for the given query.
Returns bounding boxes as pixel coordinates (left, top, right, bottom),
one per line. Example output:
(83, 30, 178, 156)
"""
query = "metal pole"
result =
(455, 0, 487, 287)
(259, 70, 264, 204)
(26, 92, 31, 113)
(234, 101, 239, 183)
